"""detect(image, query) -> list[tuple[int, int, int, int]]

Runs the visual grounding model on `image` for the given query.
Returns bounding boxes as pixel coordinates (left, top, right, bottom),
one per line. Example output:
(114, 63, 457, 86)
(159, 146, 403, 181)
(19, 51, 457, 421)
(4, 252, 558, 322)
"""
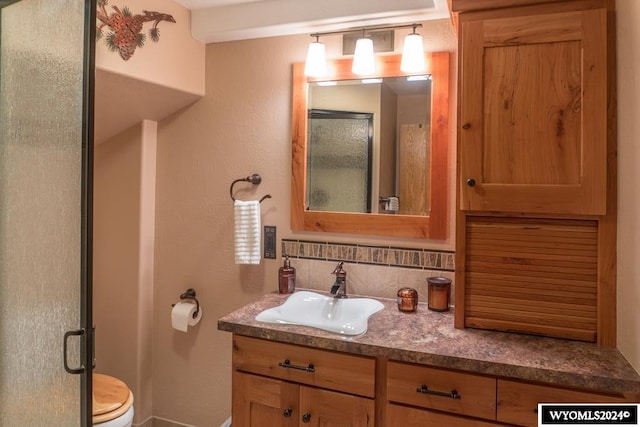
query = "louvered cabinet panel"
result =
(464, 217, 598, 341)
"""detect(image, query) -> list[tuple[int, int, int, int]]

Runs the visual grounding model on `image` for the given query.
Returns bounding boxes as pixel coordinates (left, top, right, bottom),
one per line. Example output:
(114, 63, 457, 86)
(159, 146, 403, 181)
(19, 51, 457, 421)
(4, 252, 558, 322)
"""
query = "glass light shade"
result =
(401, 32, 425, 73)
(304, 41, 327, 77)
(352, 37, 375, 75)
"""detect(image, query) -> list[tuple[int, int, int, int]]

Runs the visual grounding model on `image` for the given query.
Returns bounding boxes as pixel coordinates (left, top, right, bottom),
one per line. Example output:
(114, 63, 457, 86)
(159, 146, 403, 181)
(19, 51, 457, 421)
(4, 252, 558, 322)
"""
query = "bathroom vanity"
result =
(219, 292, 640, 427)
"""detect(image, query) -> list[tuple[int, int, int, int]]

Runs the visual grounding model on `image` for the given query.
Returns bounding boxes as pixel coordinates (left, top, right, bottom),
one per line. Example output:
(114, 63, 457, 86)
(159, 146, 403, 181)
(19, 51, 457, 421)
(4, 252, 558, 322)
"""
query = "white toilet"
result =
(92, 373, 135, 427)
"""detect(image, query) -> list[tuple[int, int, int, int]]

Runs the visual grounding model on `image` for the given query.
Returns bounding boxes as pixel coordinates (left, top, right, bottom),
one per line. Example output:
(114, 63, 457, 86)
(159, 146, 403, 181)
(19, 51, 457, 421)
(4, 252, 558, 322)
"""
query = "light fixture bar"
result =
(304, 23, 425, 78)
(310, 23, 422, 39)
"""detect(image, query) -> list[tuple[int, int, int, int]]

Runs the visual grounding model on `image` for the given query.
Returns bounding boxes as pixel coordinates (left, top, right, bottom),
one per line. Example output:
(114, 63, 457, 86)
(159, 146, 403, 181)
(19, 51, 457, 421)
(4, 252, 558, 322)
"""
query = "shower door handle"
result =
(63, 328, 86, 374)
(92, 325, 96, 369)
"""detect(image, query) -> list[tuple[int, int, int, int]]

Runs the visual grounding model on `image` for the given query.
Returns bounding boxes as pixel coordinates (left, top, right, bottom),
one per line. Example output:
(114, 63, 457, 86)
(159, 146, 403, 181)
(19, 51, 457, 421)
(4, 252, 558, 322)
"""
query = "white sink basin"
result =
(255, 291, 384, 336)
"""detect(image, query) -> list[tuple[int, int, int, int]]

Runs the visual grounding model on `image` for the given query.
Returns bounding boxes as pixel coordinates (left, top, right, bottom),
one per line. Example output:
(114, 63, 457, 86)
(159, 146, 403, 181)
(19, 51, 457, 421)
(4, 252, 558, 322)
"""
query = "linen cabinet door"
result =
(458, 7, 608, 215)
(232, 371, 299, 427)
(298, 386, 374, 427)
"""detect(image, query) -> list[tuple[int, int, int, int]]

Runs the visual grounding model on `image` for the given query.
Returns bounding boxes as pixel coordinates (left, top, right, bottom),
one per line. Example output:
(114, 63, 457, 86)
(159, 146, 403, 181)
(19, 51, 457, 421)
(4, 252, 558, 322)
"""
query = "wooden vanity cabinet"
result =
(231, 335, 375, 426)
(385, 360, 634, 427)
(231, 335, 636, 427)
(456, 1, 610, 215)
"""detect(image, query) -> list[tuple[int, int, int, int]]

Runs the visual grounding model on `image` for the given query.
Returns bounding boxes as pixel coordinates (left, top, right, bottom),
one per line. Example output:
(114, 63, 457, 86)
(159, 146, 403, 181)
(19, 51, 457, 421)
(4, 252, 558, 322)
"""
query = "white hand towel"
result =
(234, 200, 261, 264)
(388, 197, 399, 212)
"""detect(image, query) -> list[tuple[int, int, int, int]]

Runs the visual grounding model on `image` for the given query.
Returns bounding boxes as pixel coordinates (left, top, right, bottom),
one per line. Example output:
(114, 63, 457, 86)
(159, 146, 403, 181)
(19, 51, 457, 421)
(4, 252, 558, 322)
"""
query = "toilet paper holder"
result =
(172, 288, 200, 319)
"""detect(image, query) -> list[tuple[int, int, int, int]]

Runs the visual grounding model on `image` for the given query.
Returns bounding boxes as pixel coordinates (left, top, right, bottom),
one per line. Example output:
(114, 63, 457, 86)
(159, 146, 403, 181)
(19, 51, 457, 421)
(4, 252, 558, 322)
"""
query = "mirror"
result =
(308, 76, 432, 215)
(291, 52, 449, 239)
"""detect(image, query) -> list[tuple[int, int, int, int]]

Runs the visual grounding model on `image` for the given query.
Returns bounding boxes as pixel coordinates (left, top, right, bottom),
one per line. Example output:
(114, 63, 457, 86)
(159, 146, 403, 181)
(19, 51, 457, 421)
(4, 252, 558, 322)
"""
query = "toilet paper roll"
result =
(171, 302, 203, 332)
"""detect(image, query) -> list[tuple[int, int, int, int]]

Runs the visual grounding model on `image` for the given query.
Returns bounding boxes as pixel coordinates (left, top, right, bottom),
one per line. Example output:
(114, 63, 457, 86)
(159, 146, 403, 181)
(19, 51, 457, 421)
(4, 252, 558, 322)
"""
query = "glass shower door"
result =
(0, 0, 95, 425)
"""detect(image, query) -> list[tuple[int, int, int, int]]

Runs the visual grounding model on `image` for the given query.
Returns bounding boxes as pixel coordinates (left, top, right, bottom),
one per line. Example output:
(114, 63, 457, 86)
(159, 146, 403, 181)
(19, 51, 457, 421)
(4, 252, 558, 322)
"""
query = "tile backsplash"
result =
(282, 239, 455, 304)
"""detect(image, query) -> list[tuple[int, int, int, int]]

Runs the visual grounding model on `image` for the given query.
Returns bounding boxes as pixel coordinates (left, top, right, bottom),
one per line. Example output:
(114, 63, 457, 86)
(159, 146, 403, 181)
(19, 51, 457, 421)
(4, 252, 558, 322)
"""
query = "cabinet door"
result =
(232, 371, 298, 427)
(299, 386, 374, 427)
(459, 8, 608, 214)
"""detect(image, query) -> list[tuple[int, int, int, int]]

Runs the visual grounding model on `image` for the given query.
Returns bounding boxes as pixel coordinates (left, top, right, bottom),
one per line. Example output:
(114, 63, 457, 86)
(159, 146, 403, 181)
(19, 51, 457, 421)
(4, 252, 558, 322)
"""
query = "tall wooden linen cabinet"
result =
(451, 0, 617, 345)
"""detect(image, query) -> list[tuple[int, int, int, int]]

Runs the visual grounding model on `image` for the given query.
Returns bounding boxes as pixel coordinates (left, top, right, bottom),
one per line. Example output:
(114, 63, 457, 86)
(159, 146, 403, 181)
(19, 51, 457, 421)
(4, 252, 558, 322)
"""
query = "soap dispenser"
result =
(278, 254, 296, 294)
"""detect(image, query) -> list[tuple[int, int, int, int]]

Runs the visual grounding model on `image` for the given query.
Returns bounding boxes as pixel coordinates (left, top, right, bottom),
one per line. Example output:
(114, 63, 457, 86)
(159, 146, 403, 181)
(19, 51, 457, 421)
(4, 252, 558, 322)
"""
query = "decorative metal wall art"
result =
(96, 0, 176, 60)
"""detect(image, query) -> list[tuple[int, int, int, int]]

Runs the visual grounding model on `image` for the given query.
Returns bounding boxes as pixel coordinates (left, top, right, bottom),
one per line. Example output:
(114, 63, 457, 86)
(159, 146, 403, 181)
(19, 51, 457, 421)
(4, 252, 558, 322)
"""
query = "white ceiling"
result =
(172, 0, 450, 43)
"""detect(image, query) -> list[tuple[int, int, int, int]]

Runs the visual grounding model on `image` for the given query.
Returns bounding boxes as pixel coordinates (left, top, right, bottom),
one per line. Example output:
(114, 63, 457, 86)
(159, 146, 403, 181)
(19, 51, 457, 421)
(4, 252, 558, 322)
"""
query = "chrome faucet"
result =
(330, 261, 347, 298)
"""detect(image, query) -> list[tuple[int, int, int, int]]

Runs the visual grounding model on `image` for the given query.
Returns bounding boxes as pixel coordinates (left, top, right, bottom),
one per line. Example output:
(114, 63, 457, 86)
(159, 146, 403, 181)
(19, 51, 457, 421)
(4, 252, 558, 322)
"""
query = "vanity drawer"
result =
(387, 403, 503, 426)
(497, 379, 631, 427)
(387, 361, 497, 420)
(232, 335, 376, 398)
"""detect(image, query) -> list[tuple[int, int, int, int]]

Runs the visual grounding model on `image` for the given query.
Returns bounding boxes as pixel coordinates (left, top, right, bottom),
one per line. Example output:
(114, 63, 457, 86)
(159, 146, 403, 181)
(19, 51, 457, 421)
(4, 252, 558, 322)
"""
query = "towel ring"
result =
(230, 173, 272, 203)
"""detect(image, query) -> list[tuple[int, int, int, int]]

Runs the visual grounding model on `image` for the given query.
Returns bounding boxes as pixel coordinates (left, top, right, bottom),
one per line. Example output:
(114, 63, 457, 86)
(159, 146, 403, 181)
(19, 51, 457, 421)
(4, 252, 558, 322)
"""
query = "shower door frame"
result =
(0, 0, 96, 425)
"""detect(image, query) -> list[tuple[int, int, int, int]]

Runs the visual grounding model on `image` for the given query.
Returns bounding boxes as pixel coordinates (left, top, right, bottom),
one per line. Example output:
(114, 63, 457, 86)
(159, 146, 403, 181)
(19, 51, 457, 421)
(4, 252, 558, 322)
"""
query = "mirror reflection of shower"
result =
(307, 110, 373, 213)
(307, 75, 432, 215)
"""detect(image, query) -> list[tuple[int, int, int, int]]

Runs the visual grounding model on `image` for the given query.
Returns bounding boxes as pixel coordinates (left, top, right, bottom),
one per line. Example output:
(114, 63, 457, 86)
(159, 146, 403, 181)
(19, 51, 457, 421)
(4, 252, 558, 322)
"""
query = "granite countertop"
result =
(218, 290, 640, 396)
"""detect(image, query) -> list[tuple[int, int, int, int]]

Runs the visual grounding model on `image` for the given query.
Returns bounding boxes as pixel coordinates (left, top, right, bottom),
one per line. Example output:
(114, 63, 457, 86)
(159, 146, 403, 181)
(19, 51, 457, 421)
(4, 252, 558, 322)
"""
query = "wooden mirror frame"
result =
(291, 51, 449, 239)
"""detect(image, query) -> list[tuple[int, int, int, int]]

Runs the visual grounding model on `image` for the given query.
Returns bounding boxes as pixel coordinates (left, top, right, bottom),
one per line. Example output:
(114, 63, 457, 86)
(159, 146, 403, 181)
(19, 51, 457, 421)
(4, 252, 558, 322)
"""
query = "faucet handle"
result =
(331, 261, 345, 275)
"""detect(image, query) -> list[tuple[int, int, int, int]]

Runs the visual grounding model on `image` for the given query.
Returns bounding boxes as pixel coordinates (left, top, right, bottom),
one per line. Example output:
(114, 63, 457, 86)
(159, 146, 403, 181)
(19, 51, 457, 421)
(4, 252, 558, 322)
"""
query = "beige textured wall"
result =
(616, 0, 640, 373)
(94, 121, 157, 425)
(152, 20, 456, 425)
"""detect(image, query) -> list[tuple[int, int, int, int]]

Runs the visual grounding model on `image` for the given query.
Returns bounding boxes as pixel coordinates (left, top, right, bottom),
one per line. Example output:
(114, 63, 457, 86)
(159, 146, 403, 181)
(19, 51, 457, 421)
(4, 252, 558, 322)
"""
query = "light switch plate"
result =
(264, 225, 276, 259)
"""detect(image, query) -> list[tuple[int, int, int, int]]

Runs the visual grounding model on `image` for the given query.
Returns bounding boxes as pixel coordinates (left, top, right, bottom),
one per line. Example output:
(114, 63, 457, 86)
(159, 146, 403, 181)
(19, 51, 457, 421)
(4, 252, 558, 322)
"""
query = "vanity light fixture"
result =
(352, 31, 375, 75)
(401, 24, 426, 73)
(304, 23, 425, 78)
(304, 34, 327, 77)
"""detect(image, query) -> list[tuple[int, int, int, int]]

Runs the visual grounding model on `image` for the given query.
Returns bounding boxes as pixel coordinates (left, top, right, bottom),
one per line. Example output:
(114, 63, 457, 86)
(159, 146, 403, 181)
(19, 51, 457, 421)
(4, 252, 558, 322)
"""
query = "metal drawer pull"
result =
(278, 359, 315, 373)
(416, 384, 461, 400)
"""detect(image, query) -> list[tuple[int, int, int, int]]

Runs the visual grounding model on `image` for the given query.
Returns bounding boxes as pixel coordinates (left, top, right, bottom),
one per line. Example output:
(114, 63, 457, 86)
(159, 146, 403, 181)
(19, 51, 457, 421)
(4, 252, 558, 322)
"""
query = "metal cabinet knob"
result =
(283, 408, 292, 418)
(466, 178, 476, 187)
(302, 413, 312, 423)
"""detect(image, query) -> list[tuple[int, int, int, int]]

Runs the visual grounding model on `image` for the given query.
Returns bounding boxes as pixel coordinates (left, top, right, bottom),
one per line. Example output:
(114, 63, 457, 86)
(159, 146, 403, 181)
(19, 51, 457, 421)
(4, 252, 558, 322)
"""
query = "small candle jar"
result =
(397, 287, 418, 312)
(427, 277, 451, 312)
